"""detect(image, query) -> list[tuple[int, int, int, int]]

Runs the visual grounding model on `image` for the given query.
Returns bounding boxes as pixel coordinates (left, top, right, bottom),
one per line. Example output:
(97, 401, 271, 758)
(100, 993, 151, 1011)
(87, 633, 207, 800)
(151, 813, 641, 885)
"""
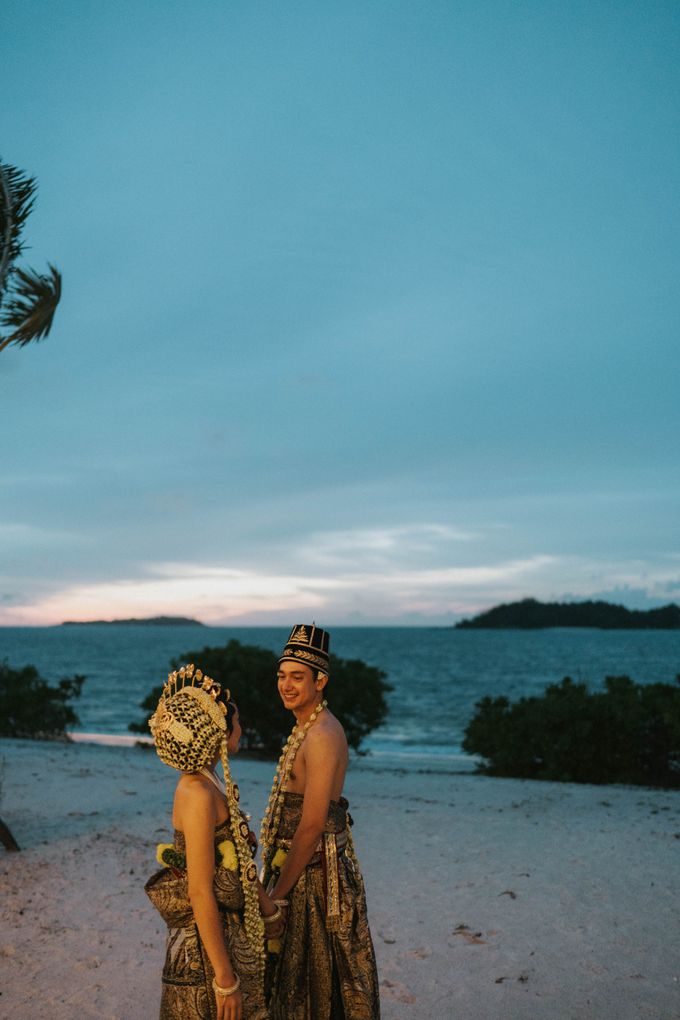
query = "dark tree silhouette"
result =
(0, 158, 62, 353)
(463, 674, 680, 787)
(0, 662, 85, 852)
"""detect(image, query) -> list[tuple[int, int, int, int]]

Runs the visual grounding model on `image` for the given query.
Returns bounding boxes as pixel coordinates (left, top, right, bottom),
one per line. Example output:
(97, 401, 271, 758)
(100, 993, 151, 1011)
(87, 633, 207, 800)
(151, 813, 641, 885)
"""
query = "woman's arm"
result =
(176, 777, 243, 1019)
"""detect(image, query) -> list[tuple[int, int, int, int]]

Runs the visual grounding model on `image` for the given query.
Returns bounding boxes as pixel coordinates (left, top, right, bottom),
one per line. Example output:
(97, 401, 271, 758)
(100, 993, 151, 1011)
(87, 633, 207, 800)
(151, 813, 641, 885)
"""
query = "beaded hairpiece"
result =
(161, 663, 229, 723)
(149, 664, 230, 773)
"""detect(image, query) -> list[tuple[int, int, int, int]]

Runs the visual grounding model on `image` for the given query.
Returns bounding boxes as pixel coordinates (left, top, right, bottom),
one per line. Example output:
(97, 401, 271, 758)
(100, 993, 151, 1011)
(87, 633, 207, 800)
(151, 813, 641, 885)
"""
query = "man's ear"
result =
(316, 672, 329, 691)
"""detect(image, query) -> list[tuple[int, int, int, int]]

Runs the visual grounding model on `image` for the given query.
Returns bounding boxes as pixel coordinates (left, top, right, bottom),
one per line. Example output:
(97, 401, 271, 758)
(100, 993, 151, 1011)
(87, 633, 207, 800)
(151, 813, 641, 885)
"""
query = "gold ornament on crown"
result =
(259, 699, 328, 878)
(149, 663, 265, 975)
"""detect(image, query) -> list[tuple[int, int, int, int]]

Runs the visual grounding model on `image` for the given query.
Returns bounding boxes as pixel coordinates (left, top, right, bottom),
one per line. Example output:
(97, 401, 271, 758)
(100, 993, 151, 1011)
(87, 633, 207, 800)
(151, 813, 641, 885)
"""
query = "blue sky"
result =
(1, 1, 679, 625)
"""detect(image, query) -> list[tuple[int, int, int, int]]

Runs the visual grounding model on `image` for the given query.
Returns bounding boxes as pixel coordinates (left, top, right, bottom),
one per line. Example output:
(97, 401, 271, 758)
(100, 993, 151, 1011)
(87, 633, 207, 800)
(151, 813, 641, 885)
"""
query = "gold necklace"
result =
(260, 699, 327, 867)
(198, 765, 225, 795)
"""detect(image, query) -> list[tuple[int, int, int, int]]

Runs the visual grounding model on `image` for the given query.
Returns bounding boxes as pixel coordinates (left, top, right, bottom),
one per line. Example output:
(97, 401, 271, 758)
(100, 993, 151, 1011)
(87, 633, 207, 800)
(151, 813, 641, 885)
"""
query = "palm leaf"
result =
(0, 264, 62, 351)
(0, 159, 37, 303)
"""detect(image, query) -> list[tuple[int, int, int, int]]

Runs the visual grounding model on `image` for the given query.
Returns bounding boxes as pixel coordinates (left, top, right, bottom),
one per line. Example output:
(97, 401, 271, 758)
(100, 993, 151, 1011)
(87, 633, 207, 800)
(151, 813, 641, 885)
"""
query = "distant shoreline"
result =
(60, 615, 205, 627)
(456, 597, 680, 630)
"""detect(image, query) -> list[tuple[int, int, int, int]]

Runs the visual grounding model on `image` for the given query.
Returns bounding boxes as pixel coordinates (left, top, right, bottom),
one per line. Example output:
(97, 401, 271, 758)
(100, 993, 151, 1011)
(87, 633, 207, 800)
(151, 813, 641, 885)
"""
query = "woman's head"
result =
(149, 664, 234, 772)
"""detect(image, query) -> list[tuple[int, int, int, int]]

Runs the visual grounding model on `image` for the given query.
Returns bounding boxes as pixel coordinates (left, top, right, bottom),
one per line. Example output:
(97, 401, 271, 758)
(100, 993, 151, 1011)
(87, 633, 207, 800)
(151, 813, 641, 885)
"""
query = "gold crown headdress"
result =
(149, 664, 265, 972)
(149, 663, 230, 773)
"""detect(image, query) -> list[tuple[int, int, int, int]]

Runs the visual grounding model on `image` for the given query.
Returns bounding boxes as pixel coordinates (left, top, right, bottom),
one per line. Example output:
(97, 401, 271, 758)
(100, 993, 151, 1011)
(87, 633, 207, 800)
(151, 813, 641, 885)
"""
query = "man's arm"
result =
(269, 725, 340, 900)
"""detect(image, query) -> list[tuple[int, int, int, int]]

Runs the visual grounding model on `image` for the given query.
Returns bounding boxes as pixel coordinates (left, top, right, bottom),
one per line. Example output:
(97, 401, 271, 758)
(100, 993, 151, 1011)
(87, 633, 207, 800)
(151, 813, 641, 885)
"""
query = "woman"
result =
(145, 664, 282, 1020)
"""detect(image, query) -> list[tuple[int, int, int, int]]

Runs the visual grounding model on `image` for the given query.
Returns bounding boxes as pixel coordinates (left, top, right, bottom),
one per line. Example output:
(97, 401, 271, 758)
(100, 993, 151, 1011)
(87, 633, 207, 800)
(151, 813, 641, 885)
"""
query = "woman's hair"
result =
(217, 691, 237, 736)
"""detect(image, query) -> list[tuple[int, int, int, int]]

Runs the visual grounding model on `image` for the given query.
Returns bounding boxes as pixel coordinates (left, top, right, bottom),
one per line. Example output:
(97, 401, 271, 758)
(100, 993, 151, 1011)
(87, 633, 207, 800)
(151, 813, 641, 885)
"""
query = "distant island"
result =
(61, 616, 205, 627)
(455, 598, 680, 630)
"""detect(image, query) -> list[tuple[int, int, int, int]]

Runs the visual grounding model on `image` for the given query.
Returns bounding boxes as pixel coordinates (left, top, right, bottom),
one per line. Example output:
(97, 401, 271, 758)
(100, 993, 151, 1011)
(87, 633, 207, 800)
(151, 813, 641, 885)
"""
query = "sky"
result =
(1, 0, 679, 626)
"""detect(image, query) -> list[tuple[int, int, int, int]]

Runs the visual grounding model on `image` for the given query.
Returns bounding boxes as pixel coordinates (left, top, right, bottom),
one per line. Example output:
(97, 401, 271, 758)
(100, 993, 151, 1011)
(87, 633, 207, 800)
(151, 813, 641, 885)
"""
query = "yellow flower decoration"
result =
(267, 938, 283, 954)
(216, 839, 238, 871)
(156, 842, 174, 866)
(271, 848, 288, 871)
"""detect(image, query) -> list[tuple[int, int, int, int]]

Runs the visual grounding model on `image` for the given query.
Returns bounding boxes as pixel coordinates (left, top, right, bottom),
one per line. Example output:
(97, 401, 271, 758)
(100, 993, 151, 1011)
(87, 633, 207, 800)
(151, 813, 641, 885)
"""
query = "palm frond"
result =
(0, 264, 62, 351)
(0, 159, 37, 303)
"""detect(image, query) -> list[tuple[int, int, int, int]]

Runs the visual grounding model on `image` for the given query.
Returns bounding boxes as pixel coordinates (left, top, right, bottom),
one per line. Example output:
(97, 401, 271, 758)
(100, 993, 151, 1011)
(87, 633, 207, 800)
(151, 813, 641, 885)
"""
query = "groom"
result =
(263, 624, 380, 1020)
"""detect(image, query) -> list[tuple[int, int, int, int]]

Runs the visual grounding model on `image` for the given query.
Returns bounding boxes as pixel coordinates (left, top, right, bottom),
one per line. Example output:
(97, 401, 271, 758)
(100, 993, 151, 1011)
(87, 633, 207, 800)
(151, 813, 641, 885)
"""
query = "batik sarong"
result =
(145, 819, 267, 1020)
(265, 792, 380, 1020)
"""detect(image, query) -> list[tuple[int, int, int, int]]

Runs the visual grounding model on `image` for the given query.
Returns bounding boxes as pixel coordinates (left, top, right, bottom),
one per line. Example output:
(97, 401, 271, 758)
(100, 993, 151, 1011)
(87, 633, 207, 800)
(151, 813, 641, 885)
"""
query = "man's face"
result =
(277, 660, 318, 712)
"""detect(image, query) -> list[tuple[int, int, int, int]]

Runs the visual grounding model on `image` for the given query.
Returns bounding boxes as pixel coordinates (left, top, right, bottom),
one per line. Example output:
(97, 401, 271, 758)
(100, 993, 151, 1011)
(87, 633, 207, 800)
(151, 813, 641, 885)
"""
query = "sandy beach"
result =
(1, 738, 679, 1020)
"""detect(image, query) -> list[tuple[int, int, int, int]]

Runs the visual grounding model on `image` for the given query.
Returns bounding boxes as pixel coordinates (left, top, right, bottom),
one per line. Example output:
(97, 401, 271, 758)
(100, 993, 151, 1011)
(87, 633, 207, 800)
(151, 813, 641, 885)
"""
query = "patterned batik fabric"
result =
(145, 820, 268, 1020)
(266, 792, 381, 1020)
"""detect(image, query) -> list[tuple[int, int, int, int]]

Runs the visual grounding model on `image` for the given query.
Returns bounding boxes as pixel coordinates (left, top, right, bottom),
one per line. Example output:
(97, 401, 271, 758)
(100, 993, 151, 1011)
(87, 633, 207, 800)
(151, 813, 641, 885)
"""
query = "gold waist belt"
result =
(275, 829, 348, 928)
(274, 828, 348, 859)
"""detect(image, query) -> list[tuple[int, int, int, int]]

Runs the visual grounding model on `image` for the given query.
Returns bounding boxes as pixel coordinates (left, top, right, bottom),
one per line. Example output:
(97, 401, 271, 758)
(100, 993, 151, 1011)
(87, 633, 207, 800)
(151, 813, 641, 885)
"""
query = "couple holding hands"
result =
(145, 625, 380, 1020)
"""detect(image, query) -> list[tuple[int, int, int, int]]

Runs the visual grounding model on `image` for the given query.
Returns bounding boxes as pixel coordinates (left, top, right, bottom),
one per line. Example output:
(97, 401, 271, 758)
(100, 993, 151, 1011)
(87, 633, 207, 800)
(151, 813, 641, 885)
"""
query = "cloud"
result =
(6, 547, 674, 626)
(296, 523, 478, 568)
(2, 515, 678, 626)
(0, 565, 328, 626)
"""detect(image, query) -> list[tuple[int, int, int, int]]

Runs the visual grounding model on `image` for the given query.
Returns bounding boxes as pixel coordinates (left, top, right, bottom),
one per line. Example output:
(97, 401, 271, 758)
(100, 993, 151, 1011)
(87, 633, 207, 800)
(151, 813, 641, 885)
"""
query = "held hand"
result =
(261, 896, 287, 939)
(264, 916, 286, 939)
(277, 901, 289, 929)
(260, 892, 277, 916)
(216, 988, 242, 1020)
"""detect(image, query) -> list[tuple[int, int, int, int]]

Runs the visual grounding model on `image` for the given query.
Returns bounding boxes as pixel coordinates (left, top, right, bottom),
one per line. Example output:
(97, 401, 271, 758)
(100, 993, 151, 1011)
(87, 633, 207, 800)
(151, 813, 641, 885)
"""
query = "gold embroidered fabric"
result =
(266, 793, 380, 1020)
(145, 820, 268, 1020)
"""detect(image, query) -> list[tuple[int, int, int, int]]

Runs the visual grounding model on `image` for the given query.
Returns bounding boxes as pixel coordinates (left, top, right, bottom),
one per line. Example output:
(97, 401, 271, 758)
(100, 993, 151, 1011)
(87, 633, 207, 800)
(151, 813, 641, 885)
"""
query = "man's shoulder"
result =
(306, 710, 347, 749)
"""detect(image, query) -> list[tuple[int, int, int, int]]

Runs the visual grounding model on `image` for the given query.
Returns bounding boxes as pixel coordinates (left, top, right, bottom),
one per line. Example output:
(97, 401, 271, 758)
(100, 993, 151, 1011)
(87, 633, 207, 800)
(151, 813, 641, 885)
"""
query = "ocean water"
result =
(2, 625, 678, 770)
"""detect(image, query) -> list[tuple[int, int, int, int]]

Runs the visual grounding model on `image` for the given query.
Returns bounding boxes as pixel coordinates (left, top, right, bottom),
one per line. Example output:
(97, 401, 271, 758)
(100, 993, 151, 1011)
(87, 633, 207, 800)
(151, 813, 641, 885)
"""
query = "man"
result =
(261, 624, 380, 1020)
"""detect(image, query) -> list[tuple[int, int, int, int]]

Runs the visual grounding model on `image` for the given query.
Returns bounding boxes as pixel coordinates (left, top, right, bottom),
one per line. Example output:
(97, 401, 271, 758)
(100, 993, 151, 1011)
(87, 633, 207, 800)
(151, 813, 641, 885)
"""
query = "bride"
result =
(145, 664, 283, 1019)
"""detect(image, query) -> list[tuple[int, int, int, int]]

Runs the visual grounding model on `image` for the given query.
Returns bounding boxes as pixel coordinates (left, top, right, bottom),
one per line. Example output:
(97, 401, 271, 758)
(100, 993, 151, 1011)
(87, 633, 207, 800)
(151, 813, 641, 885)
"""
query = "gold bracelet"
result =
(263, 906, 283, 925)
(274, 898, 289, 908)
(212, 975, 240, 998)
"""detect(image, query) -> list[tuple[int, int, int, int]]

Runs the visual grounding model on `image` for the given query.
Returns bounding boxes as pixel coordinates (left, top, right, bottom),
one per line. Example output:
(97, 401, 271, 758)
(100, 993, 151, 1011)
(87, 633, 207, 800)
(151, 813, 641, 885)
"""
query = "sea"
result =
(2, 625, 678, 772)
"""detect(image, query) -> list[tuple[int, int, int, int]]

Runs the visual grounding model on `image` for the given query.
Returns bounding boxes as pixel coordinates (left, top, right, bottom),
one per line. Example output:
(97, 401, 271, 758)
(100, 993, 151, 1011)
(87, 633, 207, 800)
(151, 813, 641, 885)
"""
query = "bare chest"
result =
(286, 749, 308, 795)
(285, 743, 348, 800)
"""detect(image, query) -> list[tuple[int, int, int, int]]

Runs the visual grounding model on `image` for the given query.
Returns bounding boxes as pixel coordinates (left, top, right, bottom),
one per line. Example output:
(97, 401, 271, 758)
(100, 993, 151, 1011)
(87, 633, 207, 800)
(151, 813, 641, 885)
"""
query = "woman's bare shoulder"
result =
(174, 774, 215, 814)
(176, 772, 212, 792)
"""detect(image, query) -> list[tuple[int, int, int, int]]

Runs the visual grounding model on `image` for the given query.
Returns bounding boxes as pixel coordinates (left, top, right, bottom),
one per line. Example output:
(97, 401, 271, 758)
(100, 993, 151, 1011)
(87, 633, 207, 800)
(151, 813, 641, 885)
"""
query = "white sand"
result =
(1, 738, 679, 1020)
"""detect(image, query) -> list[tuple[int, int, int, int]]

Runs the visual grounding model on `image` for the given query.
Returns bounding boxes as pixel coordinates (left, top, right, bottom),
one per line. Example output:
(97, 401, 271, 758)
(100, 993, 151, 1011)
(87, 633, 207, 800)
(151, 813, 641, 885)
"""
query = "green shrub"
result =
(130, 638, 392, 756)
(0, 661, 85, 739)
(462, 675, 680, 788)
